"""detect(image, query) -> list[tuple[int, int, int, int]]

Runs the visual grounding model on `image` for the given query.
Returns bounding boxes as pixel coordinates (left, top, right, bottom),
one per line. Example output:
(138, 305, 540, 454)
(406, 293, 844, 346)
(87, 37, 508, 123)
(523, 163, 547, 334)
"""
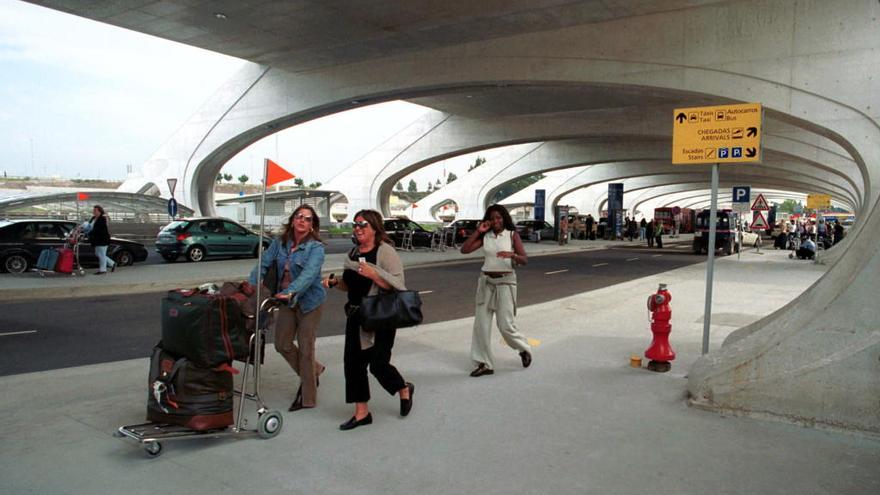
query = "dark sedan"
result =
(447, 219, 481, 244)
(383, 218, 433, 249)
(515, 220, 555, 242)
(0, 219, 149, 273)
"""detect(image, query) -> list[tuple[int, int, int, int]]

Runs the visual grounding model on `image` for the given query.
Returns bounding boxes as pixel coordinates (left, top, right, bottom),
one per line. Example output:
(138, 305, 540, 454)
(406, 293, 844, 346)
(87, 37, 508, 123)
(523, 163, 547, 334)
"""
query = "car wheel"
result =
(113, 250, 134, 266)
(161, 254, 178, 262)
(186, 246, 206, 262)
(3, 253, 30, 273)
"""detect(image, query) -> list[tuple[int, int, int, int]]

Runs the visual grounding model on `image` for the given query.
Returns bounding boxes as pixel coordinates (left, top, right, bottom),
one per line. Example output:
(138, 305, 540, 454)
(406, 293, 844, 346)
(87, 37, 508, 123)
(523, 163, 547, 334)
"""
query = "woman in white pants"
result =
(460, 204, 532, 377)
(88, 205, 116, 275)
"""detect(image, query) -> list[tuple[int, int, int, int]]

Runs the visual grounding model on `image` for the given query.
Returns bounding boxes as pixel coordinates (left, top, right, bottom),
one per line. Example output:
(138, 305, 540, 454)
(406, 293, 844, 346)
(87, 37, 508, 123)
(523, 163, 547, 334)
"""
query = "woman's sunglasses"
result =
(353, 220, 370, 229)
(293, 213, 313, 222)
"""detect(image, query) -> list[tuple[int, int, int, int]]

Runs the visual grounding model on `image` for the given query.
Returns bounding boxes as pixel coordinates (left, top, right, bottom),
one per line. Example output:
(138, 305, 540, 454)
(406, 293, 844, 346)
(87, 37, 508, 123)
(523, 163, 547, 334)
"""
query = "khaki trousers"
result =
(470, 273, 531, 370)
(274, 304, 324, 407)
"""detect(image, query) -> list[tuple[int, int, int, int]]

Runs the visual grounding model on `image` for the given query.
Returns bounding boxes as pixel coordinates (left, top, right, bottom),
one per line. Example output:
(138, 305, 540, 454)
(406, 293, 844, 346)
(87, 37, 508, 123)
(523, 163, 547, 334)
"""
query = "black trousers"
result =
(344, 313, 406, 403)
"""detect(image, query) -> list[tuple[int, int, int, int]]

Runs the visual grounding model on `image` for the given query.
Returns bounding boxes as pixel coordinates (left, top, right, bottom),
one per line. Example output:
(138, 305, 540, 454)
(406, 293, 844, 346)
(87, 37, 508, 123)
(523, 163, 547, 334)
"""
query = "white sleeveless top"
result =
(481, 229, 514, 273)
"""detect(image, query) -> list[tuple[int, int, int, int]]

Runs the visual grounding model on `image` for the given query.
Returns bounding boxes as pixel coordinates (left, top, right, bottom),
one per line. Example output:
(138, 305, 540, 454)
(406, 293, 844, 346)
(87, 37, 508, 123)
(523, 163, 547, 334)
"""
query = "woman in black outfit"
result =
(89, 205, 115, 275)
(322, 209, 413, 430)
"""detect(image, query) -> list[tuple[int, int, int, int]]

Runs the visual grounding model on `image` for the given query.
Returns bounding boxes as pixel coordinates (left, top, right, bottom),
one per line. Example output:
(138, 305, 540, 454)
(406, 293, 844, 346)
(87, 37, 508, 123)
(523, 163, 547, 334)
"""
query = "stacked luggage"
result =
(147, 282, 258, 431)
(34, 247, 74, 273)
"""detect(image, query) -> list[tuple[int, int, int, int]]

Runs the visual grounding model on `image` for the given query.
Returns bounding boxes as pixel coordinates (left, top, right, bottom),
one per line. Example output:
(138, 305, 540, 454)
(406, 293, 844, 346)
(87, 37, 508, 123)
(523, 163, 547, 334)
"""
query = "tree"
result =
(223, 173, 233, 182)
(490, 173, 545, 203)
(396, 181, 403, 191)
(777, 199, 800, 213)
(237, 174, 249, 185)
(468, 156, 486, 172)
(427, 183, 433, 192)
(435, 179, 442, 188)
(294, 178, 305, 187)
(408, 179, 417, 192)
(308, 181, 322, 188)
(216, 174, 223, 183)
(447, 172, 457, 183)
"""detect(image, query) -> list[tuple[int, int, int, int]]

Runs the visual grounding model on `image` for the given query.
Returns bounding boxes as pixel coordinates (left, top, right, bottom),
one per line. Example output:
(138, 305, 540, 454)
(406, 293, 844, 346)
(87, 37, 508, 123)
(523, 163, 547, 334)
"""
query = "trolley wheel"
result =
(257, 410, 283, 439)
(144, 441, 163, 457)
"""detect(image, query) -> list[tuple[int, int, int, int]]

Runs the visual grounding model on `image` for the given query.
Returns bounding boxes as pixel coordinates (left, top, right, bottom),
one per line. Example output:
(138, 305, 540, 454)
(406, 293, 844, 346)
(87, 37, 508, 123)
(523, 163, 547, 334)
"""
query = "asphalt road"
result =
(138, 236, 356, 265)
(0, 246, 703, 376)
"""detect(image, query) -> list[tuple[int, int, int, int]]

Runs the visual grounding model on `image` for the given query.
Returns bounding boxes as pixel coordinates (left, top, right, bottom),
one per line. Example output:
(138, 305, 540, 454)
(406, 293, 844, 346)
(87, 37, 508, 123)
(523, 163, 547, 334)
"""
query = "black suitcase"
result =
(146, 346, 234, 431)
(161, 289, 250, 368)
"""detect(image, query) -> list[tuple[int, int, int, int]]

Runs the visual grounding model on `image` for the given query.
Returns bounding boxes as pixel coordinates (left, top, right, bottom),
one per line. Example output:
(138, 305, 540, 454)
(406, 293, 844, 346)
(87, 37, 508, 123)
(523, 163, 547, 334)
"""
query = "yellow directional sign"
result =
(806, 194, 832, 210)
(672, 103, 763, 164)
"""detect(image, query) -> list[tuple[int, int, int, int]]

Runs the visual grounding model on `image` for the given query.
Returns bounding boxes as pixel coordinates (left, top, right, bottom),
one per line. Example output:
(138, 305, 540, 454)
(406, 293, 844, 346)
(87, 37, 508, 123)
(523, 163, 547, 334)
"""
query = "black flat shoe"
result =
(520, 351, 532, 368)
(469, 363, 494, 377)
(400, 382, 414, 417)
(288, 385, 303, 411)
(339, 413, 372, 431)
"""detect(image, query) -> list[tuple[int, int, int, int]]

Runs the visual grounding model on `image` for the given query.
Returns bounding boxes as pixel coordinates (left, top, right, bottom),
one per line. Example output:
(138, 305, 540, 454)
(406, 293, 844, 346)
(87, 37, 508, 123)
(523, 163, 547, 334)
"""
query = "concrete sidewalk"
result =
(1, 242, 877, 494)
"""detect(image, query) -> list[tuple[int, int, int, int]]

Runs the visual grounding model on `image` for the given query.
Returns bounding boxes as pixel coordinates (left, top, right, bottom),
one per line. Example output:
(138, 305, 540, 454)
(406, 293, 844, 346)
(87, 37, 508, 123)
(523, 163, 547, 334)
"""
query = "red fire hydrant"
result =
(645, 283, 675, 372)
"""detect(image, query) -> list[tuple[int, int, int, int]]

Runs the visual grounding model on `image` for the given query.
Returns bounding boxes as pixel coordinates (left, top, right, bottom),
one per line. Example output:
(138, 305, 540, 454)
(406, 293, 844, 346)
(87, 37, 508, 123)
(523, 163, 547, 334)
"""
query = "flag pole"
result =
(237, 159, 269, 430)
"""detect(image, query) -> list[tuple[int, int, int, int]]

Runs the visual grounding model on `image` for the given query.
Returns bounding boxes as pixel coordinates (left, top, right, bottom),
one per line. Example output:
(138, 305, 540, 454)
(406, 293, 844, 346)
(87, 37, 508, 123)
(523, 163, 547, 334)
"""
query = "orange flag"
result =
(76, 192, 90, 201)
(265, 159, 295, 187)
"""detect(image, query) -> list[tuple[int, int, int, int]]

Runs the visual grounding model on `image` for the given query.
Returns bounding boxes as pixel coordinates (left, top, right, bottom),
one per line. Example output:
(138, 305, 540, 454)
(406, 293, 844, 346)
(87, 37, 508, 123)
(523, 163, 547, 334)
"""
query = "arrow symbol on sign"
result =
(747, 127, 757, 137)
(745, 147, 757, 158)
(676, 112, 687, 124)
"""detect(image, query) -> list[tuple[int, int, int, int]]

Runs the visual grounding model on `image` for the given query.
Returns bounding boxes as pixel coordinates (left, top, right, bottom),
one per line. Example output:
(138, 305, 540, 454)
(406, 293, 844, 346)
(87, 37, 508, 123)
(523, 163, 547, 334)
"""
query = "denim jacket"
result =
(249, 237, 326, 313)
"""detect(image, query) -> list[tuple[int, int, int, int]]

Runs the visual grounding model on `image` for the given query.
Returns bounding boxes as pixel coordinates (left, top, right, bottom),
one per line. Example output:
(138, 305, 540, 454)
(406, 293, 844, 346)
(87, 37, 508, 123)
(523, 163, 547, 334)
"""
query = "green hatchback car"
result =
(155, 217, 269, 262)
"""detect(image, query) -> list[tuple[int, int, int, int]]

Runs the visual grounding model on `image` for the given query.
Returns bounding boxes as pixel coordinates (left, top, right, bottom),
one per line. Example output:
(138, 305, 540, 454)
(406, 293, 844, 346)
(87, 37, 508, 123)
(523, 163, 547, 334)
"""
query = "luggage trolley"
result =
(33, 225, 86, 277)
(116, 297, 285, 457)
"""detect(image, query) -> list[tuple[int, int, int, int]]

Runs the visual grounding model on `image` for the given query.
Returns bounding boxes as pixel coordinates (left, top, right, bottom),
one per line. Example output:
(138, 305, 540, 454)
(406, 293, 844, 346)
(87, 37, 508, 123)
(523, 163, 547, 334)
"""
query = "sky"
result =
(0, 0, 484, 188)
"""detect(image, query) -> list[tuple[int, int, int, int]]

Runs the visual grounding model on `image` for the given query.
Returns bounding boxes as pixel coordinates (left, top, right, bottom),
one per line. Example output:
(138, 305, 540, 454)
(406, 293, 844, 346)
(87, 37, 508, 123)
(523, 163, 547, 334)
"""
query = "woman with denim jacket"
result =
(249, 205, 326, 412)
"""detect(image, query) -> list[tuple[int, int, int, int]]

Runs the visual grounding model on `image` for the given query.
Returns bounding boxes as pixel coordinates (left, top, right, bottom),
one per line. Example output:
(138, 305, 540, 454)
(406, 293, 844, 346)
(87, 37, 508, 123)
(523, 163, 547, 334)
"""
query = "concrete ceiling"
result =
(27, 0, 721, 73)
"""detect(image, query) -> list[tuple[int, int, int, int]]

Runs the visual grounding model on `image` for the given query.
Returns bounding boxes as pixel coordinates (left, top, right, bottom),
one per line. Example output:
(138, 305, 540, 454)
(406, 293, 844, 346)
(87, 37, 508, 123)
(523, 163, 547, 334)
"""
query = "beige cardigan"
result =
(336, 242, 407, 348)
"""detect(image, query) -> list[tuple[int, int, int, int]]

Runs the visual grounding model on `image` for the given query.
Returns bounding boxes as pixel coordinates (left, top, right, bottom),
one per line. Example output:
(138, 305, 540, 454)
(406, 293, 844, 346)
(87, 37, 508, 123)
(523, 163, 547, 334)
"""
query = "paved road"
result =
(137, 236, 356, 266)
(0, 246, 703, 376)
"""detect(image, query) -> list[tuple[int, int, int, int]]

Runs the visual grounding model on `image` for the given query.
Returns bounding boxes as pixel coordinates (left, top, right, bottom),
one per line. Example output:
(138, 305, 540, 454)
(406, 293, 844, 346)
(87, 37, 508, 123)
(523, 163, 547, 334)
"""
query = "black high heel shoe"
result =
(288, 385, 303, 411)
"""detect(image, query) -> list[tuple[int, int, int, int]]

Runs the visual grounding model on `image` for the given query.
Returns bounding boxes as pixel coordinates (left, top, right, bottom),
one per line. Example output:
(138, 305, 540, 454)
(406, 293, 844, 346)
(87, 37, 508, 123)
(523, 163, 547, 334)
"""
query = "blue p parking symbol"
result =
(719, 148, 729, 158)
(732, 186, 750, 203)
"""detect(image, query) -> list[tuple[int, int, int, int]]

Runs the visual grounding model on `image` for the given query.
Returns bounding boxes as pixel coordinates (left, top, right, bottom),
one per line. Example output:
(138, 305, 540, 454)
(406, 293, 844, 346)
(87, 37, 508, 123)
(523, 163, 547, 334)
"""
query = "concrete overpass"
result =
(28, 1, 880, 434)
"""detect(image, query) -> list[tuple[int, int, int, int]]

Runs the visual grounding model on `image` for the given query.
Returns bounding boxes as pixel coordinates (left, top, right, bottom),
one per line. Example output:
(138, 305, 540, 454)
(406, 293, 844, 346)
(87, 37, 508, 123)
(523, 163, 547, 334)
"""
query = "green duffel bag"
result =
(160, 289, 250, 368)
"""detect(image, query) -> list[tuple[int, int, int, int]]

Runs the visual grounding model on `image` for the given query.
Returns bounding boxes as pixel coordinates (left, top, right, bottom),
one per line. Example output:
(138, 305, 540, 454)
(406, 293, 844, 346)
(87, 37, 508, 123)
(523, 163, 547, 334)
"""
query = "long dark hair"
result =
(354, 209, 393, 246)
(92, 205, 105, 216)
(482, 204, 516, 232)
(280, 204, 322, 245)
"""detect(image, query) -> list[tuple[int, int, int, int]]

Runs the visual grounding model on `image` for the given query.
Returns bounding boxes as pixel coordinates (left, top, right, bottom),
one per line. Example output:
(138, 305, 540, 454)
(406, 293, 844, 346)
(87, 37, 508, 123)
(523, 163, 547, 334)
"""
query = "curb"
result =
(0, 243, 613, 301)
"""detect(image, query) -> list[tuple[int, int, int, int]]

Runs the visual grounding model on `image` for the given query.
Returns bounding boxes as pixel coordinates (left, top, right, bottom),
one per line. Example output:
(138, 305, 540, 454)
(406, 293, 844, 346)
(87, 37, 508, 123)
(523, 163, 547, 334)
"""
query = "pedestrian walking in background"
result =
(646, 220, 655, 248)
(654, 219, 663, 248)
(88, 205, 116, 275)
(639, 218, 647, 241)
(250, 205, 327, 412)
(460, 204, 532, 377)
(323, 209, 413, 430)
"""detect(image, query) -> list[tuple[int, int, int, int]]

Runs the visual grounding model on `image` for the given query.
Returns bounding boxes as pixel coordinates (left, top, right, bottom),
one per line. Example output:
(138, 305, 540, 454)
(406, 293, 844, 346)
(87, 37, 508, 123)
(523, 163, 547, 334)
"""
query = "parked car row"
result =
(0, 219, 148, 273)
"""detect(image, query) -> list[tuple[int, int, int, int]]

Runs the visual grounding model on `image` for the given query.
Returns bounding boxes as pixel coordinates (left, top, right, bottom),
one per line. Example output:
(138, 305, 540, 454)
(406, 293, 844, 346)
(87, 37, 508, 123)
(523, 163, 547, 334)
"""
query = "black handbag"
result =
(359, 289, 423, 331)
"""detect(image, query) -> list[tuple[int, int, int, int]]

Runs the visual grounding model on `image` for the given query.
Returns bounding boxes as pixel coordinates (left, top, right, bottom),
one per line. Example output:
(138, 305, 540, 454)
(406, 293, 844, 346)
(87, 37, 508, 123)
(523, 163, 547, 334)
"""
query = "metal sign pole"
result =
(702, 163, 719, 355)
(235, 160, 269, 430)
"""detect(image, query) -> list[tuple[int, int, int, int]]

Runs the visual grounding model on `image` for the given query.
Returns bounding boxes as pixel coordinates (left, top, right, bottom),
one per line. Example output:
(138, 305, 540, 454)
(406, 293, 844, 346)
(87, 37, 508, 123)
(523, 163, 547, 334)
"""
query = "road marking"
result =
(592, 262, 608, 267)
(418, 290, 433, 295)
(626, 257, 639, 261)
(499, 337, 542, 347)
(652, 254, 663, 257)
(544, 269, 569, 275)
(0, 330, 37, 337)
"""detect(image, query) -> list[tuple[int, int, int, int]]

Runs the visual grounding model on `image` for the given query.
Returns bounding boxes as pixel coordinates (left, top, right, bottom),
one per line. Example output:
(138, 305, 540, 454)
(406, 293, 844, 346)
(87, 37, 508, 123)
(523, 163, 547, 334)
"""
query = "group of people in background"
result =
(248, 204, 532, 431)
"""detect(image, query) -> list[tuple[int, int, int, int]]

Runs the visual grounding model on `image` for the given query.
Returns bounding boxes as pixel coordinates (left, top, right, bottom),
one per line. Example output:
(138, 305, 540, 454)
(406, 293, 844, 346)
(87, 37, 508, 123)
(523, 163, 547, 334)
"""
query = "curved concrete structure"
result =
(35, 1, 880, 433)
